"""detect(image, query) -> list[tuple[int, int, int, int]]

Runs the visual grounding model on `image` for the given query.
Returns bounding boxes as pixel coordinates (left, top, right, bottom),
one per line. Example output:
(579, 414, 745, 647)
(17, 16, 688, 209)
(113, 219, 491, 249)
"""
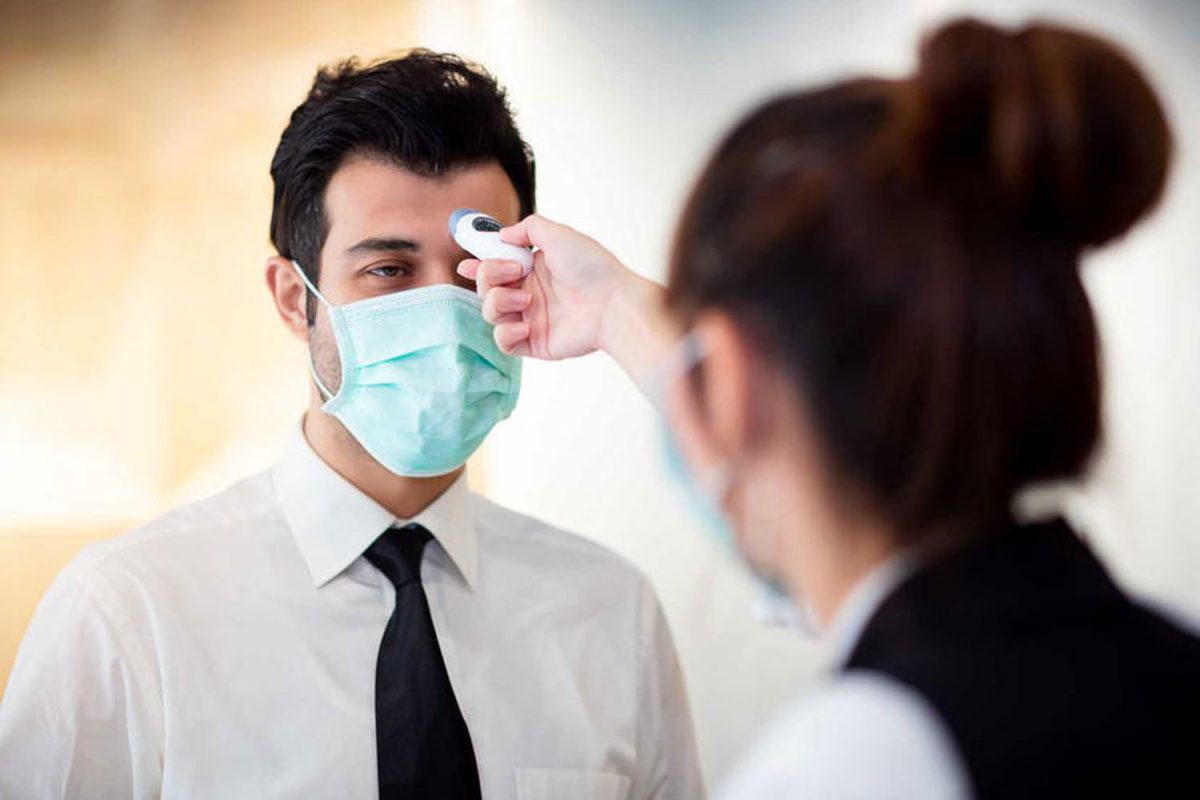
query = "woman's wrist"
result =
(597, 270, 678, 392)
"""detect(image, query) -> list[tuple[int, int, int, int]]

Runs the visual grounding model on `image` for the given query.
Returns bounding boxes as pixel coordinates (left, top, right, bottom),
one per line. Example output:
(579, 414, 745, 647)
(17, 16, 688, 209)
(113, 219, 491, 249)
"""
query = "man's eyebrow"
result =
(346, 237, 419, 255)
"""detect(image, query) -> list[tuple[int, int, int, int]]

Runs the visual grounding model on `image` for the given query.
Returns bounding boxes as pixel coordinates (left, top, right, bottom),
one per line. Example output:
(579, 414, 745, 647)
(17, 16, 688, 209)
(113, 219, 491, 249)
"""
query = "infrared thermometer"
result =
(449, 209, 535, 276)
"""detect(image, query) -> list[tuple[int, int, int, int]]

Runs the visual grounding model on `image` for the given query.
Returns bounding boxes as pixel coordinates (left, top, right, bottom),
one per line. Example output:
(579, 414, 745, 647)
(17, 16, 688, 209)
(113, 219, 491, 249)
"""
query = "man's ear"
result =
(265, 255, 311, 342)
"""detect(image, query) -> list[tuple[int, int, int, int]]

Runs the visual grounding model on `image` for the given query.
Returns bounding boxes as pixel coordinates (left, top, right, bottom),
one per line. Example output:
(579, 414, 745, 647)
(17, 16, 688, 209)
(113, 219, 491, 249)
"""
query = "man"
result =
(0, 51, 702, 799)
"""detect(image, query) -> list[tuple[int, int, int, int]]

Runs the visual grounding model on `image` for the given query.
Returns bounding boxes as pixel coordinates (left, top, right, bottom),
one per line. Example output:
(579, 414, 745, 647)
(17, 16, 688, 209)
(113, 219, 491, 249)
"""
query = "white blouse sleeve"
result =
(716, 672, 972, 800)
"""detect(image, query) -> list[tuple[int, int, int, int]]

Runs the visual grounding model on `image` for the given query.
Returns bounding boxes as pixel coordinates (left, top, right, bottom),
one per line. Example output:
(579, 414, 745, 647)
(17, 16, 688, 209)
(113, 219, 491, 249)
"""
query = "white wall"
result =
(417, 0, 1200, 786)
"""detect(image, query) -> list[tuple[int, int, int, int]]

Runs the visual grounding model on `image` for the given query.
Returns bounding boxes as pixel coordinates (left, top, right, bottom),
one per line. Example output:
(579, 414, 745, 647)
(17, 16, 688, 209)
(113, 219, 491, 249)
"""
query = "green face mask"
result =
(292, 261, 521, 477)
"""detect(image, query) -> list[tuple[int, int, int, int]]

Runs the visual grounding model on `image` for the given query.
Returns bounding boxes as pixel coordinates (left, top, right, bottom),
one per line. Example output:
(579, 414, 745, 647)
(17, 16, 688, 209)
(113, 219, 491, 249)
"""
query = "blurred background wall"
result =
(2, 0, 1197, 787)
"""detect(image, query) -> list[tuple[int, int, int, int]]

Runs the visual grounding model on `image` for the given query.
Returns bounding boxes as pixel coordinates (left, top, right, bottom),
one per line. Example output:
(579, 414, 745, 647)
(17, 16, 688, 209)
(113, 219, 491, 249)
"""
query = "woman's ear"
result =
(265, 256, 312, 342)
(691, 310, 758, 462)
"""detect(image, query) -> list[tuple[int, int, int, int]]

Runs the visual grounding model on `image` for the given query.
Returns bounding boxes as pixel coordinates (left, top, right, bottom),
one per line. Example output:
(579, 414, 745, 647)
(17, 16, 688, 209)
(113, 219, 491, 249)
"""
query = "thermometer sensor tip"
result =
(448, 208, 479, 236)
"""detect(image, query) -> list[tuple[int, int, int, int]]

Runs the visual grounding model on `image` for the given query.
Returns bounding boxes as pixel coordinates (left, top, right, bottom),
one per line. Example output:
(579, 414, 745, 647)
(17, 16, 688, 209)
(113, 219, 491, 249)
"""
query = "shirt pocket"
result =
(515, 768, 632, 800)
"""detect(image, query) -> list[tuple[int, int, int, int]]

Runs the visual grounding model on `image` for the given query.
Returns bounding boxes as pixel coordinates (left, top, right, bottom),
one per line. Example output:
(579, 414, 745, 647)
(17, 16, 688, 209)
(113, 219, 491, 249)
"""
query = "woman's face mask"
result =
(653, 331, 816, 635)
(293, 261, 521, 477)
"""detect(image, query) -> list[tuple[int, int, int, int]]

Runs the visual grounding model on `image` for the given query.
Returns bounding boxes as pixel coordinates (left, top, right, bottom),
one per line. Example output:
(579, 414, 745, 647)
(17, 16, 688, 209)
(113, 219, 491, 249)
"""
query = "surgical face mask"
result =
(655, 331, 817, 636)
(654, 332, 742, 548)
(292, 261, 521, 477)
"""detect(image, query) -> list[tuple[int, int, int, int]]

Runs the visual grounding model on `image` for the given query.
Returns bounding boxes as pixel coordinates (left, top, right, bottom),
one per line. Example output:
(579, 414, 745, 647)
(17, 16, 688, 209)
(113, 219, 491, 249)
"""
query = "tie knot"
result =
(366, 523, 433, 588)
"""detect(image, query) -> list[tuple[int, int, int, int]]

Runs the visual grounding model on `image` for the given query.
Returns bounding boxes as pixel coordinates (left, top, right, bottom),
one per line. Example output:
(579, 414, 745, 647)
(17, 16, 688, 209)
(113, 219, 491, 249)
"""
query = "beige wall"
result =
(0, 0, 426, 691)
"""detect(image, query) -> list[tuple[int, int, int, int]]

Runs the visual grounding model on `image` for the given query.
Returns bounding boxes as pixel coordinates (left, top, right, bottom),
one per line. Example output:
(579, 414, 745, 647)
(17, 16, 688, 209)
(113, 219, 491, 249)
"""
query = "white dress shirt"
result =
(717, 556, 973, 800)
(0, 430, 703, 799)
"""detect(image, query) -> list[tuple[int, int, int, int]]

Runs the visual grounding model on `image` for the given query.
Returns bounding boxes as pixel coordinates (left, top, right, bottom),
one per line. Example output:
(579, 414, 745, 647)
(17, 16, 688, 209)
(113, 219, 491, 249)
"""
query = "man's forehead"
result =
(323, 155, 520, 244)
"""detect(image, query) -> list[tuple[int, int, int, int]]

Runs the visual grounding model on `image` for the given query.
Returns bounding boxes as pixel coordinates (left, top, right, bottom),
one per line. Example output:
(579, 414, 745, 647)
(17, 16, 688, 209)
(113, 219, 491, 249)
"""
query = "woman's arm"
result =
(457, 214, 679, 395)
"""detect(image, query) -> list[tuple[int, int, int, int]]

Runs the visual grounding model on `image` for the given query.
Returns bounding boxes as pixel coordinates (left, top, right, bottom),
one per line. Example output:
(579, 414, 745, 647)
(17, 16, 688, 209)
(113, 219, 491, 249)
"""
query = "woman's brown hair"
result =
(668, 18, 1171, 538)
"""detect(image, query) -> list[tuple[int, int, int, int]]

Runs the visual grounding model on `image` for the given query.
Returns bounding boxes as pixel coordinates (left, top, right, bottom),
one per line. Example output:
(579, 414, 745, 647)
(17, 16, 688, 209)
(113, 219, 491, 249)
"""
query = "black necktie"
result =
(365, 524, 482, 799)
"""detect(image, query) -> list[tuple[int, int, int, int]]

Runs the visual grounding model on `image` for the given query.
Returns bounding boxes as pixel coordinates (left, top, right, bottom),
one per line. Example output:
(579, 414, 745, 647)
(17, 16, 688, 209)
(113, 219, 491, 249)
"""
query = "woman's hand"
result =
(458, 214, 677, 383)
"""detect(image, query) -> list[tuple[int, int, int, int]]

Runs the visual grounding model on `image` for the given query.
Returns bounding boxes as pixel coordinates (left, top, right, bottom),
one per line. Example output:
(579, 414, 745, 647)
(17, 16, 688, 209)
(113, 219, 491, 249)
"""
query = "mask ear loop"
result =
(648, 332, 709, 412)
(653, 333, 735, 503)
(290, 260, 336, 401)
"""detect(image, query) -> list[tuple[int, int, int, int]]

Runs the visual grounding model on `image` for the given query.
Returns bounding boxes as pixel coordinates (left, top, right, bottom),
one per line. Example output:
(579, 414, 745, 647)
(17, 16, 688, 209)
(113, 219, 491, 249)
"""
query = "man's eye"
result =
(367, 265, 411, 278)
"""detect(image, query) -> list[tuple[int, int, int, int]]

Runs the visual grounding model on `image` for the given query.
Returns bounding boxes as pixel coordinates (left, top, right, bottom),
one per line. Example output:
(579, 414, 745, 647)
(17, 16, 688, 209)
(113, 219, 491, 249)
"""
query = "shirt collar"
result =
(272, 427, 478, 590)
(824, 551, 919, 669)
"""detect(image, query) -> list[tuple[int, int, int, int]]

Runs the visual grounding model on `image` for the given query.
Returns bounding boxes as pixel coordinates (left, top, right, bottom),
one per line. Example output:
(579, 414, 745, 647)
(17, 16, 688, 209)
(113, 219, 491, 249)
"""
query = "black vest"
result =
(844, 518, 1200, 799)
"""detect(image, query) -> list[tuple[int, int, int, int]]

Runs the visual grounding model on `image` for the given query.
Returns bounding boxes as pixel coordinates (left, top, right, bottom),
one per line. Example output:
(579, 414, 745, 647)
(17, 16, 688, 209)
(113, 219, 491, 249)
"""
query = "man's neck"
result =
(302, 408, 464, 520)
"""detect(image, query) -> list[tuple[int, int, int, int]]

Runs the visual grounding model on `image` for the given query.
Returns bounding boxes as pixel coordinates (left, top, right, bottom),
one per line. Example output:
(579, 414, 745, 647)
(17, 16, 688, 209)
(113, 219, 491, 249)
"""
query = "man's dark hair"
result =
(270, 49, 535, 318)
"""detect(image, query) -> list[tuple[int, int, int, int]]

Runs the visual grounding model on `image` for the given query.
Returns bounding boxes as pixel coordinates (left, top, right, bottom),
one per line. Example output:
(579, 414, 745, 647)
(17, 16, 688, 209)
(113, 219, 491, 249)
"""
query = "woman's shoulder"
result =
(716, 671, 972, 800)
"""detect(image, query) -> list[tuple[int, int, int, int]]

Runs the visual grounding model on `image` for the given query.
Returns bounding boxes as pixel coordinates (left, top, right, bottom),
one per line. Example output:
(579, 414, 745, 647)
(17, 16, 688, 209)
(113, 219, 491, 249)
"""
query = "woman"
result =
(461, 17, 1199, 798)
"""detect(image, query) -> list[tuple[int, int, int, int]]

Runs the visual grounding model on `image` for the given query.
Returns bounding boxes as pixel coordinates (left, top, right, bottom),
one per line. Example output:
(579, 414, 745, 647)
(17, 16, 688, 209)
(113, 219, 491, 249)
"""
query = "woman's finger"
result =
(501, 214, 556, 249)
(473, 259, 526, 298)
(482, 287, 531, 323)
(456, 258, 481, 280)
(491, 312, 523, 327)
(494, 320, 531, 354)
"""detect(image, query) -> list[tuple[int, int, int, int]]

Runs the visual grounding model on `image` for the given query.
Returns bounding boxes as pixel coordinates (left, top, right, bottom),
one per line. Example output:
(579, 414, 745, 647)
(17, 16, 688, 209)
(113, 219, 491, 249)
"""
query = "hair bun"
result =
(913, 18, 1171, 249)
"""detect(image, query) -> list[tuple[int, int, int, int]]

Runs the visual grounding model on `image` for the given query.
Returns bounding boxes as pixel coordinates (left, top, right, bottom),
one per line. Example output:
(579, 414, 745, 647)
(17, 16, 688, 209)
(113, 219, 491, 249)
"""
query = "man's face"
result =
(307, 154, 521, 393)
